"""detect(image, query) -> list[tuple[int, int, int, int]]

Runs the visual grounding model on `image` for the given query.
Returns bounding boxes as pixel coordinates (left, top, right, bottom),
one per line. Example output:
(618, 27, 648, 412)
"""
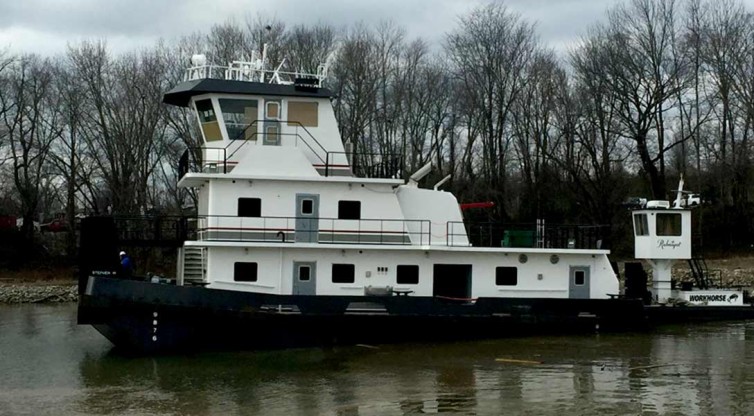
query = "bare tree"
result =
(589, 0, 690, 199)
(0, 55, 60, 242)
(285, 23, 338, 74)
(68, 41, 174, 215)
(446, 3, 538, 218)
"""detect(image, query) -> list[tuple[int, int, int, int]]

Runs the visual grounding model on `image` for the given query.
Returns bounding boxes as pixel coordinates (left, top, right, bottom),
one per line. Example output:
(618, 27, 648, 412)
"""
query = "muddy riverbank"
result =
(0, 282, 77, 304)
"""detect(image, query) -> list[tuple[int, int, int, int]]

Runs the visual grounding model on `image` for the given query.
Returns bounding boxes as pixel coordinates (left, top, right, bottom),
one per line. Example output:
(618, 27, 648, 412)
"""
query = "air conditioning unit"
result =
(646, 200, 670, 209)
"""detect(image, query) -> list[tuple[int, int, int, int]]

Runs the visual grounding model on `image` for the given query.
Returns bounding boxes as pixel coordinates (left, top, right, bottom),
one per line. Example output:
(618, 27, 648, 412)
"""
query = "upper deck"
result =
(165, 53, 401, 180)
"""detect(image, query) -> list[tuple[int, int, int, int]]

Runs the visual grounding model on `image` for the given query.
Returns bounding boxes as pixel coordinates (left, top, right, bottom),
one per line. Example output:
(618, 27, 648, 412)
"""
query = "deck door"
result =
(292, 262, 317, 295)
(295, 194, 319, 243)
(569, 266, 591, 299)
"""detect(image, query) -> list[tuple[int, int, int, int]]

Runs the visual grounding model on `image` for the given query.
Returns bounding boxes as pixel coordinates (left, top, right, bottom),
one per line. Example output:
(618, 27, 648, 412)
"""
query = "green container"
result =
(503, 230, 535, 248)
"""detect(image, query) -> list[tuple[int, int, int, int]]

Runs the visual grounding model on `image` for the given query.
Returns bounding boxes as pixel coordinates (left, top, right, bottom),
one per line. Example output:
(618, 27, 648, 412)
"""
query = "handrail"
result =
(446, 221, 609, 249)
(184, 63, 326, 86)
(194, 214, 431, 246)
(179, 147, 227, 176)
(226, 119, 329, 164)
(326, 151, 403, 179)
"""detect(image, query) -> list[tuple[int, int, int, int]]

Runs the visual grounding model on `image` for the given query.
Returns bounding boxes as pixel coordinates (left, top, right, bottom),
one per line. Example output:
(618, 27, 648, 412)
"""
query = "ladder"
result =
(687, 257, 715, 289)
(182, 246, 206, 286)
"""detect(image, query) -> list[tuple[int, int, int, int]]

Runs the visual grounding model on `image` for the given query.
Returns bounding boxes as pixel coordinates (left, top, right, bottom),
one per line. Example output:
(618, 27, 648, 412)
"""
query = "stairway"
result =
(182, 246, 206, 285)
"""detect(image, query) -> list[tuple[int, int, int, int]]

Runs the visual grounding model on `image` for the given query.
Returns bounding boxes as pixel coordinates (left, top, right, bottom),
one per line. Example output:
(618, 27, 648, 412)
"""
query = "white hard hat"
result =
(119, 251, 126, 256)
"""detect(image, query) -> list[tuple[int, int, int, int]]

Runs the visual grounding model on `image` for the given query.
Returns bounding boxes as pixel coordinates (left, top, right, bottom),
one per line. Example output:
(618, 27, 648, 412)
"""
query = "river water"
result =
(1, 303, 753, 416)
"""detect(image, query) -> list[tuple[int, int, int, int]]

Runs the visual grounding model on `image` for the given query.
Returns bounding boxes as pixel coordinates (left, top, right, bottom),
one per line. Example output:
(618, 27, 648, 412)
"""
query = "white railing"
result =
(184, 60, 328, 86)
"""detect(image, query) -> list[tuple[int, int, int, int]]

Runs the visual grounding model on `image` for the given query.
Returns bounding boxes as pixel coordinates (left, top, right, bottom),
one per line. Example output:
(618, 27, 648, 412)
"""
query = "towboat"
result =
(77, 48, 754, 353)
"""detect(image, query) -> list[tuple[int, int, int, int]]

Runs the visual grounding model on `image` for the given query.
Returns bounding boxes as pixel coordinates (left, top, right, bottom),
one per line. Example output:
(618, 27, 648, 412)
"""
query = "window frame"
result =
(495, 266, 518, 286)
(634, 213, 649, 236)
(332, 263, 355, 284)
(234, 262, 258, 282)
(265, 101, 280, 120)
(397, 265, 419, 285)
(298, 265, 311, 282)
(656, 213, 682, 236)
(238, 197, 261, 217)
(301, 199, 314, 215)
(574, 270, 585, 286)
(338, 200, 361, 220)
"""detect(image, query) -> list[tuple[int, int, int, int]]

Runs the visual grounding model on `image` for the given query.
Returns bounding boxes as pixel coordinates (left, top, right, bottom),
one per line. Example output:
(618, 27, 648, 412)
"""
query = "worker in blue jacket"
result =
(119, 251, 134, 279)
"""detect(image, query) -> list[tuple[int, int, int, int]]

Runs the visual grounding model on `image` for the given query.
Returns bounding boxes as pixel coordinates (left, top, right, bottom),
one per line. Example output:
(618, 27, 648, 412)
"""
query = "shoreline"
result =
(0, 281, 78, 304)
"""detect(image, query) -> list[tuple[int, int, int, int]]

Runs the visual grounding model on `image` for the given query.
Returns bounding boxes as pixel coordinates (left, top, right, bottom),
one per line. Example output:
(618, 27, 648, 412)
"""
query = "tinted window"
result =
(219, 98, 257, 140)
(332, 264, 355, 283)
(195, 99, 216, 122)
(574, 270, 585, 286)
(338, 201, 361, 220)
(234, 262, 258, 282)
(301, 199, 313, 215)
(238, 198, 261, 217)
(656, 213, 682, 236)
(496, 267, 517, 286)
(634, 214, 649, 236)
(397, 265, 419, 285)
(298, 265, 311, 281)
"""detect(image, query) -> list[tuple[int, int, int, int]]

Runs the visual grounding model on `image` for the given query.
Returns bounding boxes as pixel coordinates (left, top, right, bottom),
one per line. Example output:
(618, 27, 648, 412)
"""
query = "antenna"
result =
(673, 174, 685, 209)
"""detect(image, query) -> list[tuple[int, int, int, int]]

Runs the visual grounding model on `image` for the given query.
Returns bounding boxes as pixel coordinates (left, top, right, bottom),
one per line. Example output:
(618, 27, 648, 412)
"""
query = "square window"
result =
(301, 199, 313, 215)
(266, 101, 280, 119)
(234, 262, 258, 282)
(299, 265, 311, 281)
(496, 267, 517, 286)
(574, 270, 585, 286)
(338, 200, 361, 220)
(656, 213, 682, 236)
(238, 198, 261, 217)
(332, 264, 355, 283)
(397, 265, 419, 285)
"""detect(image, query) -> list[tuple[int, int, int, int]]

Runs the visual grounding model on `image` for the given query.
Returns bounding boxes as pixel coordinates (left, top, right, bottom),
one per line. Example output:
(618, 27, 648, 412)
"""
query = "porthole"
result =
(518, 254, 528, 264)
(550, 254, 559, 264)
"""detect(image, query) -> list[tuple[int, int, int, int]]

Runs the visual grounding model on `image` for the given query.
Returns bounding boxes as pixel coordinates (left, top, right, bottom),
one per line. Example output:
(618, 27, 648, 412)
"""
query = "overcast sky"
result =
(2, 0, 754, 57)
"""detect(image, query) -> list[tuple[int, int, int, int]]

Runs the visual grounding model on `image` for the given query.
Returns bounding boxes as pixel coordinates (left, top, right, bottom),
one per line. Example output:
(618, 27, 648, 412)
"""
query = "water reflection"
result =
(2, 304, 754, 415)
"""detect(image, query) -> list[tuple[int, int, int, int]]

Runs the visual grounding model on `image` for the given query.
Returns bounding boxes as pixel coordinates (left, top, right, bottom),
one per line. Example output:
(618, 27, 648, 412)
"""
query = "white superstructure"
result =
(166, 51, 619, 303)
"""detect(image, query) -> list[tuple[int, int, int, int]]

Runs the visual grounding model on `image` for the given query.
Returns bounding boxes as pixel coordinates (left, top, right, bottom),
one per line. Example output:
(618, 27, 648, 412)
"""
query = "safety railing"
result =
(446, 221, 608, 249)
(178, 119, 404, 179)
(195, 215, 431, 246)
(184, 61, 326, 86)
(325, 151, 403, 179)
(112, 216, 197, 246)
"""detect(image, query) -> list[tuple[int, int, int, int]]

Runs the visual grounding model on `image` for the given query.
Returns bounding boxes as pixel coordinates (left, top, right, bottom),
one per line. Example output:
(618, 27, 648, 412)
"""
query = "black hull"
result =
(78, 277, 754, 354)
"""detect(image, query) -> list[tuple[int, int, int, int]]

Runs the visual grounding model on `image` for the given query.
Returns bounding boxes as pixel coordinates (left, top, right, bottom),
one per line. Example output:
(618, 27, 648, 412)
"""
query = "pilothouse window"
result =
(656, 213, 682, 236)
(634, 214, 649, 236)
(195, 99, 221, 142)
(287, 101, 318, 127)
(266, 101, 280, 119)
(219, 99, 258, 140)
